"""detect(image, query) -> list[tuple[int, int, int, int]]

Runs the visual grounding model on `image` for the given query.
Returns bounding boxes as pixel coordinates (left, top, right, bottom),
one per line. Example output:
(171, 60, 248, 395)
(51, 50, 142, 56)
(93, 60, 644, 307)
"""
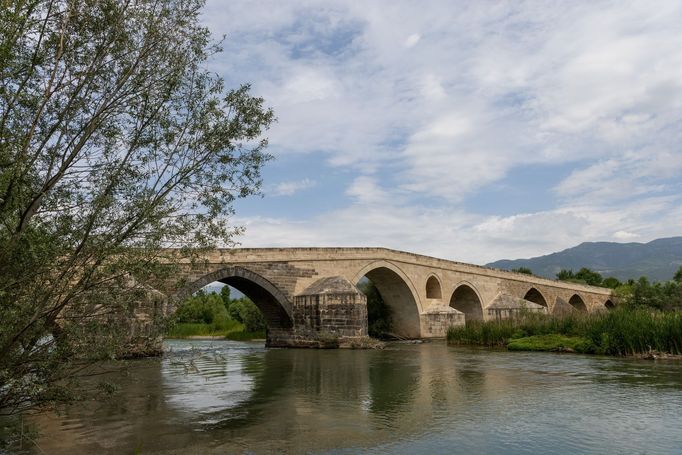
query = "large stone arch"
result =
(353, 260, 422, 338)
(173, 266, 293, 329)
(523, 287, 548, 308)
(568, 294, 587, 312)
(449, 281, 484, 321)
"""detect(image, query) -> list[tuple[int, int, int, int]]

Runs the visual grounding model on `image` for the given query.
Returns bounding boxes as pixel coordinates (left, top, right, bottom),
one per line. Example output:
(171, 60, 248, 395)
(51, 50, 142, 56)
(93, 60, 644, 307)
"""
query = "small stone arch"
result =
(425, 275, 442, 299)
(568, 294, 588, 312)
(604, 299, 615, 310)
(353, 260, 422, 338)
(449, 282, 484, 321)
(523, 287, 548, 308)
(172, 266, 293, 329)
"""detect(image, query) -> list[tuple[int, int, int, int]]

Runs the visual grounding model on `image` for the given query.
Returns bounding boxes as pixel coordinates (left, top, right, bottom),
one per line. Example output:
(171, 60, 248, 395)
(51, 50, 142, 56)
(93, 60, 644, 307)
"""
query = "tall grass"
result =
(166, 319, 243, 338)
(447, 308, 682, 356)
(224, 330, 266, 341)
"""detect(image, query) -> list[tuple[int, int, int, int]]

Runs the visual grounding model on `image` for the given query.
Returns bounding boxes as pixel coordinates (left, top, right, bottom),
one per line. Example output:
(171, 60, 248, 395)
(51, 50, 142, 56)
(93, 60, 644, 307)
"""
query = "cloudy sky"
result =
(202, 0, 682, 265)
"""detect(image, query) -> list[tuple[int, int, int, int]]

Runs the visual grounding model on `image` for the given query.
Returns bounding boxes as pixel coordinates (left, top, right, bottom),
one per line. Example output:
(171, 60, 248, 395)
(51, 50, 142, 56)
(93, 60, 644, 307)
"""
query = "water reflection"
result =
(27, 341, 682, 454)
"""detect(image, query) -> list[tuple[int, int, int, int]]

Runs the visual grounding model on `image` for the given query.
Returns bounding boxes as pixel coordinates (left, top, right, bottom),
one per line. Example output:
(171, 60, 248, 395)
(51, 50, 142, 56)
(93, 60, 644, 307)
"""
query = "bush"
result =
(225, 297, 266, 332)
(174, 292, 229, 325)
(167, 290, 266, 339)
(359, 281, 393, 338)
(507, 334, 596, 353)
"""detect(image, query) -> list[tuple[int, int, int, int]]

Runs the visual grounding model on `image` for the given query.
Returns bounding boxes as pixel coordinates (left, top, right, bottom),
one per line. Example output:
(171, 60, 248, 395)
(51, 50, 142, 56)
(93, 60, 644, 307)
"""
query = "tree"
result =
(619, 276, 682, 311)
(226, 297, 265, 332)
(359, 280, 392, 338)
(556, 269, 575, 281)
(175, 291, 228, 325)
(220, 285, 231, 308)
(602, 277, 621, 289)
(556, 268, 604, 286)
(0, 0, 273, 417)
(511, 267, 533, 275)
(574, 268, 603, 286)
(238, 299, 266, 332)
(674, 266, 682, 283)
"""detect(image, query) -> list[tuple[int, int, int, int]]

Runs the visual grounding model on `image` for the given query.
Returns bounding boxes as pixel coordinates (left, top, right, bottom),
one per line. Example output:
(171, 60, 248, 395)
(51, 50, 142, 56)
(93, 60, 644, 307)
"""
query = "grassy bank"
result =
(447, 308, 682, 356)
(166, 320, 265, 341)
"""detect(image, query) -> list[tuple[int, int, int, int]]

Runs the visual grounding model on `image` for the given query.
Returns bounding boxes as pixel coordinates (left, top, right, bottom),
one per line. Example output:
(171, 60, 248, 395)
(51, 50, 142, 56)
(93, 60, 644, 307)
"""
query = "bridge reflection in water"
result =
(31, 339, 682, 454)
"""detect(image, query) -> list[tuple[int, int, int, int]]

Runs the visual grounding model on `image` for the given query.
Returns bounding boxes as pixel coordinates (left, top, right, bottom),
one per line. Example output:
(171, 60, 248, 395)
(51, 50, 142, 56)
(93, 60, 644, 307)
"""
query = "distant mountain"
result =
(486, 237, 682, 282)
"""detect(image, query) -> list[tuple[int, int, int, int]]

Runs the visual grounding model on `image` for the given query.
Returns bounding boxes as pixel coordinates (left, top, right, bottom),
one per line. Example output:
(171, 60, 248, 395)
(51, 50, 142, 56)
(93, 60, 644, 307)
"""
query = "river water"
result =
(26, 340, 682, 454)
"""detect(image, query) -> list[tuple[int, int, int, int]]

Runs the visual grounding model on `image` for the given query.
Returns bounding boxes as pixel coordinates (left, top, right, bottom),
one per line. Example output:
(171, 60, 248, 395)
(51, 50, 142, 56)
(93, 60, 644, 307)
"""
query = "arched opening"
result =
(355, 264, 421, 339)
(523, 287, 548, 308)
(174, 266, 292, 332)
(449, 284, 484, 321)
(568, 294, 587, 312)
(425, 275, 442, 299)
(604, 299, 615, 310)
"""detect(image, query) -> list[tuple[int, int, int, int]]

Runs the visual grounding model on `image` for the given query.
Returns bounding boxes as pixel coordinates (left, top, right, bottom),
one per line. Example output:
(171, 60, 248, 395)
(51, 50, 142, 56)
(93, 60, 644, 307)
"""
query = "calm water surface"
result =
(29, 340, 682, 454)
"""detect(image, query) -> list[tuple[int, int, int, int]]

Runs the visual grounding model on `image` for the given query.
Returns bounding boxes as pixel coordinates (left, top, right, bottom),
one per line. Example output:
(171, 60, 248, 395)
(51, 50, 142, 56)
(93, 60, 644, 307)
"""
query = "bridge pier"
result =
(267, 276, 369, 348)
(420, 305, 465, 337)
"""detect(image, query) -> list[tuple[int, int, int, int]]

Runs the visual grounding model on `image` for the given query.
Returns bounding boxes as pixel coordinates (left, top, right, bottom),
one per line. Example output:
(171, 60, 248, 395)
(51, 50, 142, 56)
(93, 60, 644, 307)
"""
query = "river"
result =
(24, 340, 682, 454)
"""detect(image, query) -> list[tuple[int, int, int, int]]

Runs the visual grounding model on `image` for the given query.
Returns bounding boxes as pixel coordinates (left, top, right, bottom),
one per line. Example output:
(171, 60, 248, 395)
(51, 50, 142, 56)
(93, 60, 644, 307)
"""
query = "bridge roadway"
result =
(155, 247, 613, 347)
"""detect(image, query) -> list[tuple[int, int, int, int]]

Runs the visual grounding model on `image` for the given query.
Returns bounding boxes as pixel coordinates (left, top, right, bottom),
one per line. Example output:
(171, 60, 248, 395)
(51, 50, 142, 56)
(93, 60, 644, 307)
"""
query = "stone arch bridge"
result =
(157, 248, 612, 347)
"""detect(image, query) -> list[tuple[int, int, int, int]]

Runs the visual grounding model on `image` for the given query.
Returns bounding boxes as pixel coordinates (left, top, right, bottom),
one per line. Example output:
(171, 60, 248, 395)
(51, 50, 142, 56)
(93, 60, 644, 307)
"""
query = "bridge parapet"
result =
(152, 247, 613, 347)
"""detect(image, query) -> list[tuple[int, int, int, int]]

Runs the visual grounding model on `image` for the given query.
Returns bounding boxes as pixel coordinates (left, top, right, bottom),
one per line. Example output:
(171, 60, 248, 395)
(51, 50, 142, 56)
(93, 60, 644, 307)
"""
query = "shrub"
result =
(226, 297, 266, 332)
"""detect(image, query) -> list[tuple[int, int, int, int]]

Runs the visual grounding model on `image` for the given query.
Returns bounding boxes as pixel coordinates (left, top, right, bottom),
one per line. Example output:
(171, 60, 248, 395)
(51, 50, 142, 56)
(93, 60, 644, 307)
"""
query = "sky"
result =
(201, 0, 682, 265)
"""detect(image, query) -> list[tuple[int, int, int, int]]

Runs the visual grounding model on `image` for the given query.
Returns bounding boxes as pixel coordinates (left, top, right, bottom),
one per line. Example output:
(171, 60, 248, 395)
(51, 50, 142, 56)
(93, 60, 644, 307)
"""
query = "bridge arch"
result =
(604, 299, 615, 310)
(353, 260, 422, 338)
(449, 281, 484, 321)
(172, 266, 293, 329)
(568, 294, 587, 312)
(523, 287, 548, 308)
(425, 274, 443, 299)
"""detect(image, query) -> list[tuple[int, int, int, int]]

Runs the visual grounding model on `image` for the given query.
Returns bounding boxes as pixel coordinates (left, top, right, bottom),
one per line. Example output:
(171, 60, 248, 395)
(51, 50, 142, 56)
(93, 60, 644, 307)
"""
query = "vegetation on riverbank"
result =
(166, 287, 266, 341)
(552, 265, 682, 311)
(507, 334, 595, 353)
(1, 0, 275, 418)
(165, 322, 266, 340)
(358, 280, 393, 339)
(447, 308, 682, 356)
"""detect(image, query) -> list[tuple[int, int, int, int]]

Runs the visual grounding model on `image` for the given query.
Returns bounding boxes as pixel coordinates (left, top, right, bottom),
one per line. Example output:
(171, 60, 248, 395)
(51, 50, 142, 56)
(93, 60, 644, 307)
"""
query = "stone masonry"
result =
(151, 247, 613, 348)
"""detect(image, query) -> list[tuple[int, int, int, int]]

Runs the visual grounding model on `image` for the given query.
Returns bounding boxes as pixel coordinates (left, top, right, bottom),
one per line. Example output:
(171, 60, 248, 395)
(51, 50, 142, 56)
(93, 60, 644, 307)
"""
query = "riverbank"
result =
(447, 308, 682, 356)
(165, 322, 265, 341)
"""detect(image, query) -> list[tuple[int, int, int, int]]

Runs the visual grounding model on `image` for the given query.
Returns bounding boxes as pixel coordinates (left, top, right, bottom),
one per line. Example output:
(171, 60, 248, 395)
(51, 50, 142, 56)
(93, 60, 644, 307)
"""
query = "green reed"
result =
(447, 308, 682, 356)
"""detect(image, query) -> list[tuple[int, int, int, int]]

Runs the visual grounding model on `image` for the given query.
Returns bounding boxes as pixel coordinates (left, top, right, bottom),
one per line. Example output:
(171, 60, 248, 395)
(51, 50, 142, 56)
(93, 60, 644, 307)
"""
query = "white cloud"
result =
(554, 150, 682, 205)
(614, 230, 639, 241)
(234, 192, 682, 264)
(202, 0, 682, 262)
(404, 33, 421, 48)
(270, 178, 317, 196)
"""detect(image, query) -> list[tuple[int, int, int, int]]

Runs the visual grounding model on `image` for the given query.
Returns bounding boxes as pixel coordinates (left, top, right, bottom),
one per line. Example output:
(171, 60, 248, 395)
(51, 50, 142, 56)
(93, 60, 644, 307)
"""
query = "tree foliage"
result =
(174, 290, 229, 325)
(0, 0, 273, 416)
(556, 268, 608, 287)
(226, 297, 266, 333)
(511, 267, 533, 275)
(359, 280, 392, 339)
(556, 266, 682, 311)
(615, 277, 682, 312)
(674, 266, 682, 283)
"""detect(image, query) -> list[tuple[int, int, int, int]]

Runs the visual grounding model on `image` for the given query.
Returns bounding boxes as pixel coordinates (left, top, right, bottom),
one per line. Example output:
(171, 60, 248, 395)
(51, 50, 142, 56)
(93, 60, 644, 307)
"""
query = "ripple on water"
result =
(26, 341, 682, 455)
